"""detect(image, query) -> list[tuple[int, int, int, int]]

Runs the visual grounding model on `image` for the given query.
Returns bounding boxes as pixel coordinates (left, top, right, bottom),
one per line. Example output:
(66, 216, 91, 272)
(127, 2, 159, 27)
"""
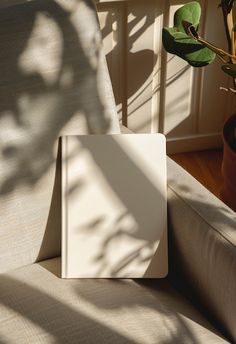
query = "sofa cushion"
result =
(0, 257, 228, 343)
(167, 157, 236, 342)
(0, 0, 120, 273)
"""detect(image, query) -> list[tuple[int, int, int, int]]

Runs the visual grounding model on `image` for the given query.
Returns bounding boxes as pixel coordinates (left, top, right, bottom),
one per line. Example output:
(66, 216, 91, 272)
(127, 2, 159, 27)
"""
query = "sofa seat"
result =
(0, 258, 228, 344)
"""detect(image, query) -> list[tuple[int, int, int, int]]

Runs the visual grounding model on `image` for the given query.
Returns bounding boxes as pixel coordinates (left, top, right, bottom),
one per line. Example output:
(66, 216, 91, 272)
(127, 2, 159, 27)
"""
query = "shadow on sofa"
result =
(0, 1, 235, 343)
(0, 271, 228, 343)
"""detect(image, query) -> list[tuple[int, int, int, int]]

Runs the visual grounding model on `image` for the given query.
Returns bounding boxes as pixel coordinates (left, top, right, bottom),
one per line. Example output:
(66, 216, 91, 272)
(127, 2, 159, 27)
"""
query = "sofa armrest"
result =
(167, 157, 236, 342)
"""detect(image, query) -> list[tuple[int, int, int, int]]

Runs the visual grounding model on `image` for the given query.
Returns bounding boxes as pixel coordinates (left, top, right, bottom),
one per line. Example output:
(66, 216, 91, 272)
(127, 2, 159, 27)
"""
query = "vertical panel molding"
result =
(97, 0, 231, 153)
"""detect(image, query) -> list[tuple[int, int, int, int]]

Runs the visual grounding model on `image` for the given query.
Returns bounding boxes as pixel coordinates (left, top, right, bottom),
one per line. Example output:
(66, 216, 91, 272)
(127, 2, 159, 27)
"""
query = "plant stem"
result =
(197, 37, 236, 61)
(221, 1, 236, 88)
(184, 21, 236, 63)
(221, 0, 233, 52)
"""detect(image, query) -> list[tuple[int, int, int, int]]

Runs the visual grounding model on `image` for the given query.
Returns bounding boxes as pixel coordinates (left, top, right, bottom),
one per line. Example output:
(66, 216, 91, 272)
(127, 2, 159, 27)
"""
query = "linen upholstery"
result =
(167, 157, 236, 343)
(0, 0, 235, 342)
(0, 257, 228, 344)
(0, 0, 120, 273)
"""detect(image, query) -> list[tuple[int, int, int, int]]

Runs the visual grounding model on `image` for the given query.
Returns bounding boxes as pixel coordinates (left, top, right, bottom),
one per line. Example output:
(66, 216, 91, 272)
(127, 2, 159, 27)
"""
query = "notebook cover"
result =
(61, 134, 167, 278)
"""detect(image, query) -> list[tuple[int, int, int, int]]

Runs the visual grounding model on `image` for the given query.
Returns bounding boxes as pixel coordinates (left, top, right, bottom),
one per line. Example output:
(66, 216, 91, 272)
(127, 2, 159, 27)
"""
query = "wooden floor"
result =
(169, 149, 223, 199)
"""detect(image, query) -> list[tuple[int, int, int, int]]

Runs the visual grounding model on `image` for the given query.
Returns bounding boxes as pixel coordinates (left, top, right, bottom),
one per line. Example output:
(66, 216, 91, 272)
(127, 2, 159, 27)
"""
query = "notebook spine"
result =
(61, 136, 68, 278)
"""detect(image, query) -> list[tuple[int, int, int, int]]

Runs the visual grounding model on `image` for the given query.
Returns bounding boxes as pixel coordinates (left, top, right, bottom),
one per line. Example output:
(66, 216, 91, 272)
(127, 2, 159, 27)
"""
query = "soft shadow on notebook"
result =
(61, 134, 168, 279)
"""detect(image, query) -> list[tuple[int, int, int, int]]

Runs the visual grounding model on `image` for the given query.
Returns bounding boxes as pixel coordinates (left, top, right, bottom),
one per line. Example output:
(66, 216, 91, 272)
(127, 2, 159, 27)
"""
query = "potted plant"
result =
(162, 1, 236, 211)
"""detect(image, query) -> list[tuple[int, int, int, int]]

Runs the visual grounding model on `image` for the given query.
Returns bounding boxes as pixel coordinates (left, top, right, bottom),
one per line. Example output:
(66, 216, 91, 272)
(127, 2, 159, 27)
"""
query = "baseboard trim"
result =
(167, 133, 223, 154)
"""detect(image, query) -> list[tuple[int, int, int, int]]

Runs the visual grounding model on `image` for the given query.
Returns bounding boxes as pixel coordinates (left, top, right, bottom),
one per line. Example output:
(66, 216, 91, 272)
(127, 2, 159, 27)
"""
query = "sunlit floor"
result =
(169, 149, 223, 199)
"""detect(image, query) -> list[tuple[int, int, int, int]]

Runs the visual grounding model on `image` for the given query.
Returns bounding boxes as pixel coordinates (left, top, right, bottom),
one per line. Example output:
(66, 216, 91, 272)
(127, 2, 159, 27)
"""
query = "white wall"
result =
(96, 0, 236, 153)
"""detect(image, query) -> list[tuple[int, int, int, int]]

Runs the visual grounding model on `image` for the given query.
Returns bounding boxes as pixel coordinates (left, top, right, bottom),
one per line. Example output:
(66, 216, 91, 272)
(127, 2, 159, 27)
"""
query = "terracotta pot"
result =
(221, 114, 236, 212)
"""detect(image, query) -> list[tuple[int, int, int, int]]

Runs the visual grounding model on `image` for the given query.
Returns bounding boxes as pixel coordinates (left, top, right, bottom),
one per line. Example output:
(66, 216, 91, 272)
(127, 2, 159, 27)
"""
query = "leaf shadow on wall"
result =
(100, 4, 157, 115)
(99, 2, 192, 132)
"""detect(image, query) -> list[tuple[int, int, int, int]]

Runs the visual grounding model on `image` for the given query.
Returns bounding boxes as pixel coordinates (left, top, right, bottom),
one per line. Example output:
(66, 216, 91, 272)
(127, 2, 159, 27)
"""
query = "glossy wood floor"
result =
(169, 149, 223, 199)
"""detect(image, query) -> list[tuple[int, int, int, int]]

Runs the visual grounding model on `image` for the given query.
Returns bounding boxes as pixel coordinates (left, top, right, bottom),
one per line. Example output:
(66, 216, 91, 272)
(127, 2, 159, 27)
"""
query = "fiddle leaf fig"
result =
(162, 2, 216, 67)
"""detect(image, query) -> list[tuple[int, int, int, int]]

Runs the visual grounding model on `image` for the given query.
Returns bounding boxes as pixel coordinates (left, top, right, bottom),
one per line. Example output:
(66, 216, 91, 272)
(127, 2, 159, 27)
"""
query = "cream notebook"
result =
(61, 134, 167, 278)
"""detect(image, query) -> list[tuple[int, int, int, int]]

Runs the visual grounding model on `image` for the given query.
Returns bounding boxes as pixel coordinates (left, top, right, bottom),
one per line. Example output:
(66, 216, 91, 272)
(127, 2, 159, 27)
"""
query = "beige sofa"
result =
(0, 1, 235, 343)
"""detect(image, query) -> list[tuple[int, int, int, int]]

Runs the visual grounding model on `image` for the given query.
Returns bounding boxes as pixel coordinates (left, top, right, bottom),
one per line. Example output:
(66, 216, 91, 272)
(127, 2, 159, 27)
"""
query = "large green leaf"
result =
(162, 2, 215, 67)
(174, 1, 201, 33)
(162, 27, 216, 67)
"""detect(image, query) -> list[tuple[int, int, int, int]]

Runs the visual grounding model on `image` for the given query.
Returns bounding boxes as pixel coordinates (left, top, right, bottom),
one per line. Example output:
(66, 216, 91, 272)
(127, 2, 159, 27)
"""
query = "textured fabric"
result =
(167, 157, 236, 343)
(0, 0, 120, 273)
(0, 257, 229, 344)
